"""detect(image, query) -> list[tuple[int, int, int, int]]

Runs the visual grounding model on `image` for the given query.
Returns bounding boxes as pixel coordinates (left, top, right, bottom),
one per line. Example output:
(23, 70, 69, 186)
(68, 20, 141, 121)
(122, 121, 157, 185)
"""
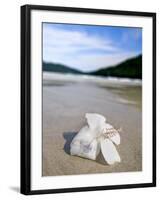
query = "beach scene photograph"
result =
(42, 23, 142, 176)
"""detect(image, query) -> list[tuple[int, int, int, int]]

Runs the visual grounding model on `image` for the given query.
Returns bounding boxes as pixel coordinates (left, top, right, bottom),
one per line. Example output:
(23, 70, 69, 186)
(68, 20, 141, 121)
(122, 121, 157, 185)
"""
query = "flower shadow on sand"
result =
(63, 132, 77, 155)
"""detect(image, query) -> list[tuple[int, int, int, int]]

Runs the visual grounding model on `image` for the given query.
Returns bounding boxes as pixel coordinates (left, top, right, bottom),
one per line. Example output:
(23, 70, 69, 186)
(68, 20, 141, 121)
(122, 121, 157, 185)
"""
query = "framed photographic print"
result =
(21, 4, 156, 195)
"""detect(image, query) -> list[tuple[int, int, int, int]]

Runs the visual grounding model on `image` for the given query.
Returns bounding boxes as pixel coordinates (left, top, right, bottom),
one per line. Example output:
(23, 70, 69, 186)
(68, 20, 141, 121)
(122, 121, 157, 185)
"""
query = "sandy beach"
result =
(42, 72, 142, 176)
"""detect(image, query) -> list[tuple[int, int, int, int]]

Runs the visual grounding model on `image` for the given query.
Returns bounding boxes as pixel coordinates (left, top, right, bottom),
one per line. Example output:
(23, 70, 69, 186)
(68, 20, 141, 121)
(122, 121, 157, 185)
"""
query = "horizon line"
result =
(42, 53, 142, 73)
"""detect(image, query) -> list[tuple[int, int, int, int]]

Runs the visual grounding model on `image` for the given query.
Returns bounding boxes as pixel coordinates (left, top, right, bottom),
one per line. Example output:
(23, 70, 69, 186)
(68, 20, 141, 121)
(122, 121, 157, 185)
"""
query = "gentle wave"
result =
(43, 72, 142, 86)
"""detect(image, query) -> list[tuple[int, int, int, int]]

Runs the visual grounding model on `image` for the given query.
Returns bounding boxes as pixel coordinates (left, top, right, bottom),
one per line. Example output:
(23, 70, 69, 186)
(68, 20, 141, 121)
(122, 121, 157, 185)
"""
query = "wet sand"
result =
(42, 73, 142, 176)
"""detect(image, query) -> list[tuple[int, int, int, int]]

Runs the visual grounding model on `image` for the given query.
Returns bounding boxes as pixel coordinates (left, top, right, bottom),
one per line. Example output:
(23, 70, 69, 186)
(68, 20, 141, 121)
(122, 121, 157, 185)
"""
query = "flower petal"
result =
(100, 138, 121, 165)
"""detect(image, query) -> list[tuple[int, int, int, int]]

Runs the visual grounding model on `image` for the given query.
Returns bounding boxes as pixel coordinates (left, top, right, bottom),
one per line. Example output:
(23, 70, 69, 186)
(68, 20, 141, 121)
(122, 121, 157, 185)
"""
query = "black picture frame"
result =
(21, 4, 156, 195)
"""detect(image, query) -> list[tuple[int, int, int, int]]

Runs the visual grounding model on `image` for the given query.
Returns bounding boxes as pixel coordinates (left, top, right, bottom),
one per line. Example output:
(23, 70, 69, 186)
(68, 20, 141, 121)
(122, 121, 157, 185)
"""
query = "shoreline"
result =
(43, 72, 142, 86)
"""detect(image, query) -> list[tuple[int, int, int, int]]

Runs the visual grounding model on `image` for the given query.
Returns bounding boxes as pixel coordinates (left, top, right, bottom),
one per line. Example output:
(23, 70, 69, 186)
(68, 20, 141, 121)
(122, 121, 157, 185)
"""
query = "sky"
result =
(43, 23, 142, 72)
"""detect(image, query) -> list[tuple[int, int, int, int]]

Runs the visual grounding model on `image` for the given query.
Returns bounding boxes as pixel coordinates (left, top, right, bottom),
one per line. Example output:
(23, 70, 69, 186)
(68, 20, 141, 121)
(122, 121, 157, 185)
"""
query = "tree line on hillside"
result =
(43, 55, 142, 79)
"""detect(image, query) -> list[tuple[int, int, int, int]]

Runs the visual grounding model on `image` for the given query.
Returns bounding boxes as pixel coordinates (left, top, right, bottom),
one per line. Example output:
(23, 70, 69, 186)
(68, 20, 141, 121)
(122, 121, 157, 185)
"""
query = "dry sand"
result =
(42, 73, 142, 176)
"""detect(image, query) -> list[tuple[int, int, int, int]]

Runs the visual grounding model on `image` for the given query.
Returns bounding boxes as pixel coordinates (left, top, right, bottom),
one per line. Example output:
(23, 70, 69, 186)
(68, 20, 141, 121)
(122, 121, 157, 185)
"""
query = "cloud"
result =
(43, 24, 141, 72)
(43, 24, 120, 53)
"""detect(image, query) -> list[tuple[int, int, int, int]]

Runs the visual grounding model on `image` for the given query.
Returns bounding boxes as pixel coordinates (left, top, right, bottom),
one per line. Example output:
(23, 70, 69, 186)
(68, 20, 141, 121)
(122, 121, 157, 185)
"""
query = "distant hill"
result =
(43, 62, 82, 74)
(90, 55, 142, 79)
(43, 55, 142, 79)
